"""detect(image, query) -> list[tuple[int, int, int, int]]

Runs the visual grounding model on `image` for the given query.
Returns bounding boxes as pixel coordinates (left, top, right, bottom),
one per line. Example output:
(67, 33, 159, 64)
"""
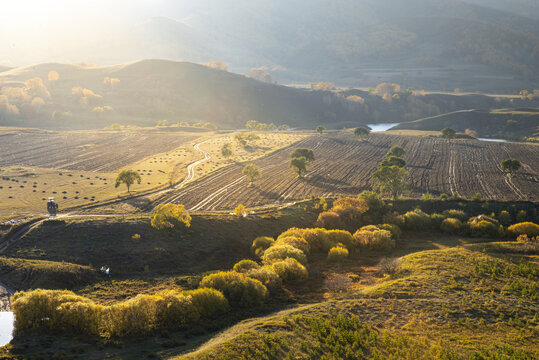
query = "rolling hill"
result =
(0, 60, 369, 130)
(1, 59, 537, 130)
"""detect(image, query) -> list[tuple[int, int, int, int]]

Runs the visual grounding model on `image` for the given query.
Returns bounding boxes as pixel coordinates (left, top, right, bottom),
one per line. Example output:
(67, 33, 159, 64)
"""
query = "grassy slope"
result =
(393, 109, 539, 138)
(3, 208, 319, 280)
(179, 243, 539, 359)
(0, 212, 537, 358)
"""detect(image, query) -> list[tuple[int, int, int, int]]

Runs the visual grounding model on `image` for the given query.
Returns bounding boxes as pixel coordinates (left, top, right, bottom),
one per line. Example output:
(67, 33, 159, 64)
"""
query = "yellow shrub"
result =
(151, 203, 191, 230)
(153, 290, 199, 330)
(234, 204, 248, 217)
(101, 294, 160, 337)
(353, 226, 395, 251)
(56, 301, 102, 335)
(326, 230, 354, 249)
(199, 271, 268, 307)
(403, 209, 431, 230)
(251, 236, 274, 257)
(469, 220, 502, 238)
(271, 258, 308, 282)
(440, 218, 462, 234)
(181, 288, 229, 318)
(246, 267, 282, 291)
(327, 246, 349, 262)
(11, 289, 97, 334)
(274, 236, 310, 254)
(261, 245, 307, 265)
(233, 259, 260, 273)
(377, 223, 402, 241)
(508, 222, 539, 237)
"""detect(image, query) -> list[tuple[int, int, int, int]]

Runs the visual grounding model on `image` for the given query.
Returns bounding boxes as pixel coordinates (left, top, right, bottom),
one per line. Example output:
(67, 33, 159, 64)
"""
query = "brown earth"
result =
(161, 133, 539, 210)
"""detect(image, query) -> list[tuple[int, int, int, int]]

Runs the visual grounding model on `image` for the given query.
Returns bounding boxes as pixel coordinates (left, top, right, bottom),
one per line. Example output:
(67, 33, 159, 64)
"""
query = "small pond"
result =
(477, 138, 508, 143)
(0, 312, 13, 346)
(367, 123, 399, 132)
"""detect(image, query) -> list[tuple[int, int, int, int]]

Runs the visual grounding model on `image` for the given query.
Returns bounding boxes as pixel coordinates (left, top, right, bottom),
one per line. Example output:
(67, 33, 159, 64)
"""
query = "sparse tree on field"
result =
(235, 133, 247, 146)
(207, 60, 229, 71)
(500, 159, 521, 177)
(354, 126, 370, 140)
(114, 170, 141, 193)
(441, 127, 457, 141)
(372, 165, 409, 200)
(316, 126, 325, 135)
(221, 143, 233, 160)
(246, 120, 259, 130)
(386, 145, 405, 158)
(151, 203, 191, 230)
(290, 156, 308, 178)
(278, 124, 290, 131)
(234, 204, 248, 217)
(381, 155, 406, 168)
(242, 164, 261, 187)
(290, 148, 315, 163)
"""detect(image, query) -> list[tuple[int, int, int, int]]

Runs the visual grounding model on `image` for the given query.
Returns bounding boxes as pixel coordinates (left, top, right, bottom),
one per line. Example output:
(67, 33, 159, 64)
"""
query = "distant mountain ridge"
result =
(1, 0, 537, 92)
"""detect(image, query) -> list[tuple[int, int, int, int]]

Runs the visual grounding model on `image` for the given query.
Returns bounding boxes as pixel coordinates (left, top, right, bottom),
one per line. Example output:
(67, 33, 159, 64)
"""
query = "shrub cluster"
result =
(251, 236, 274, 257)
(233, 259, 259, 273)
(353, 225, 395, 251)
(199, 271, 268, 307)
(440, 217, 463, 234)
(508, 222, 539, 238)
(402, 209, 431, 230)
(317, 197, 369, 230)
(261, 244, 307, 265)
(327, 246, 349, 262)
(270, 258, 308, 281)
(274, 236, 310, 254)
(467, 215, 503, 238)
(12, 288, 229, 338)
(245, 266, 282, 291)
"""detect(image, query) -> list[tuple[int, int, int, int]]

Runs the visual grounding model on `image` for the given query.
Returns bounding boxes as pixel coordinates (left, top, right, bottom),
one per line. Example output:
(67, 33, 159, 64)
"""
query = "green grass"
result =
(0, 257, 97, 290)
(5, 208, 318, 278)
(177, 243, 538, 359)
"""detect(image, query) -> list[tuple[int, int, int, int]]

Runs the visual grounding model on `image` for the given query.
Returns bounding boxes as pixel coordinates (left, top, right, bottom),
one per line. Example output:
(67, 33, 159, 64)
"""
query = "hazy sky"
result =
(0, 0, 192, 66)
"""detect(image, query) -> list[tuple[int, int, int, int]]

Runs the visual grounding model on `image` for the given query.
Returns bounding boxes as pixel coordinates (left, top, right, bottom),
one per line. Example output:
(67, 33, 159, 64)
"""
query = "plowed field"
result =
(0, 129, 198, 172)
(161, 134, 539, 210)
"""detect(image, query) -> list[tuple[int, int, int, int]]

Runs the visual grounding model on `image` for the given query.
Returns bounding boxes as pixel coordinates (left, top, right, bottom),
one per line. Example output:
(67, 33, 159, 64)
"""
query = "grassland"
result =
(179, 242, 538, 359)
(1, 212, 537, 359)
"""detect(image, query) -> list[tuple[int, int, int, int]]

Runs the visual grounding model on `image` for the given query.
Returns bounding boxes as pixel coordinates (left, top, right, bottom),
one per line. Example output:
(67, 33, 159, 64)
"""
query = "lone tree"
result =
(242, 164, 261, 187)
(381, 155, 406, 168)
(372, 165, 409, 200)
(354, 126, 370, 140)
(290, 156, 308, 177)
(316, 125, 325, 135)
(386, 145, 405, 158)
(500, 159, 521, 177)
(151, 203, 191, 230)
(221, 143, 233, 159)
(114, 170, 141, 192)
(290, 148, 315, 163)
(441, 127, 457, 141)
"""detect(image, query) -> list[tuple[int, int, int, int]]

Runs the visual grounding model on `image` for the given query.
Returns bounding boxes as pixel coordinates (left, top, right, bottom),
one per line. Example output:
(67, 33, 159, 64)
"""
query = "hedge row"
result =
(12, 288, 229, 337)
